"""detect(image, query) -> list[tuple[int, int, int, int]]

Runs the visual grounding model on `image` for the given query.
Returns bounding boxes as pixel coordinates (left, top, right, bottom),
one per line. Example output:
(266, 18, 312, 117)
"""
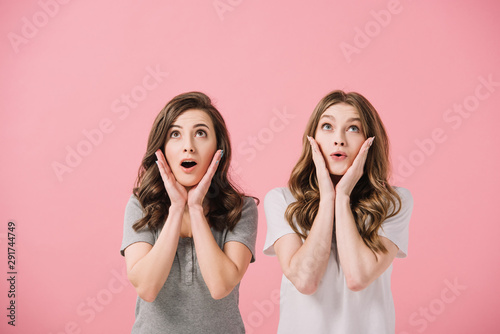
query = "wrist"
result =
(319, 195, 335, 207)
(188, 203, 204, 213)
(335, 193, 350, 205)
(169, 203, 186, 214)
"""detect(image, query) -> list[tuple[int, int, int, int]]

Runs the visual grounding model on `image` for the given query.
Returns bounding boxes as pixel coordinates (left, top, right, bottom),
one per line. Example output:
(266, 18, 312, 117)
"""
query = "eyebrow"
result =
(320, 115, 361, 123)
(169, 123, 210, 129)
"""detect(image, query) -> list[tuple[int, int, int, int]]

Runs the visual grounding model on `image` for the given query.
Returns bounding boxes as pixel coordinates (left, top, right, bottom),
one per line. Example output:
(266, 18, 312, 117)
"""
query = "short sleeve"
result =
(263, 188, 297, 256)
(378, 187, 413, 258)
(120, 195, 155, 256)
(224, 196, 259, 263)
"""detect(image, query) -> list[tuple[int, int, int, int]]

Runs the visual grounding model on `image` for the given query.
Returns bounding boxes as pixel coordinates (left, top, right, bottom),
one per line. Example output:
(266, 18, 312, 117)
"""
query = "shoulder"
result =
(124, 194, 145, 218)
(381, 187, 413, 257)
(226, 196, 258, 250)
(124, 194, 144, 215)
(121, 195, 155, 256)
(392, 186, 414, 211)
(241, 196, 258, 217)
(262, 188, 298, 255)
(264, 187, 295, 207)
(125, 193, 141, 208)
(263, 187, 296, 226)
(393, 186, 412, 201)
(381, 186, 414, 229)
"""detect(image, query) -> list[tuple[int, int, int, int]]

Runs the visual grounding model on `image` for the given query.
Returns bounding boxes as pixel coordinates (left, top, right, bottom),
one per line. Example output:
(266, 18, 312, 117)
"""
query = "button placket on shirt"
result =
(180, 237, 194, 285)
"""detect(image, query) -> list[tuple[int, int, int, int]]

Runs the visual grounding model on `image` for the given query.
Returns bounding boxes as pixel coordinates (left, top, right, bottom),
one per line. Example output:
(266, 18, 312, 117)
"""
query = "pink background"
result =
(1, 1, 499, 333)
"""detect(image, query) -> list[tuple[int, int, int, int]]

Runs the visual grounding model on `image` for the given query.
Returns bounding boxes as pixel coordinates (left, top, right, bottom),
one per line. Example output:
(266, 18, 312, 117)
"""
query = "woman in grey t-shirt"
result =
(120, 92, 258, 333)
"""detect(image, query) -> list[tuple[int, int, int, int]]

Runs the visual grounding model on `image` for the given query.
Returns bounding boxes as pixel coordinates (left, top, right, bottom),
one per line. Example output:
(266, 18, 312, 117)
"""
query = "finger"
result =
(155, 159, 171, 186)
(307, 136, 328, 170)
(307, 135, 321, 155)
(155, 149, 173, 174)
(155, 150, 175, 187)
(155, 149, 176, 183)
(351, 137, 374, 170)
(190, 150, 222, 203)
(307, 136, 335, 195)
(364, 136, 375, 153)
(201, 149, 222, 185)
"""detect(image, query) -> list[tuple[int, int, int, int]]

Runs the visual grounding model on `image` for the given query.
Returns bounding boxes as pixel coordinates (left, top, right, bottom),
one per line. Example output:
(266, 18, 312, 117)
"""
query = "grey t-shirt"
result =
(120, 195, 258, 334)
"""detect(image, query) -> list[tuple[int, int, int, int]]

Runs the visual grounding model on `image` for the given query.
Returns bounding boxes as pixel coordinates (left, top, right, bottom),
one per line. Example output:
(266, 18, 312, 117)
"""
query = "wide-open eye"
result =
(195, 129, 207, 137)
(347, 125, 360, 132)
(321, 123, 333, 131)
(170, 130, 180, 138)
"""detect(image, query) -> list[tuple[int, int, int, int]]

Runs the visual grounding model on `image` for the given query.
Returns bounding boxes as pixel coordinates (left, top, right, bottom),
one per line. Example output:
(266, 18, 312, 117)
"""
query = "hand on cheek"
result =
(335, 137, 374, 197)
(307, 136, 335, 200)
(155, 149, 187, 207)
(187, 150, 223, 208)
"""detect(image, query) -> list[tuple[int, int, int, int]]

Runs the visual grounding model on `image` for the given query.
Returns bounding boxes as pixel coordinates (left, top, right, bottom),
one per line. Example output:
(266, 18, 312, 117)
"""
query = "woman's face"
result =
(314, 103, 366, 176)
(164, 109, 217, 188)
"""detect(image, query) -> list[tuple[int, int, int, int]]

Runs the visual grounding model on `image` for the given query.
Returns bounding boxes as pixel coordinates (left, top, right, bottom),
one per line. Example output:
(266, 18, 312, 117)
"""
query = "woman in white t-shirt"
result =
(264, 90, 413, 334)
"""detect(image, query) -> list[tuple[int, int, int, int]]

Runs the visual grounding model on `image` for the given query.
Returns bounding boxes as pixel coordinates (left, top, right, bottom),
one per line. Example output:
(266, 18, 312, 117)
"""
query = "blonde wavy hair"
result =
(285, 90, 401, 253)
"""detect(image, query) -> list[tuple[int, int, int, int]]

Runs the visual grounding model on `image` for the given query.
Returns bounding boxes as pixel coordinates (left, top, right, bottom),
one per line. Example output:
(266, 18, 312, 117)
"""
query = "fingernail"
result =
(216, 150, 224, 164)
(155, 160, 159, 165)
(369, 137, 375, 146)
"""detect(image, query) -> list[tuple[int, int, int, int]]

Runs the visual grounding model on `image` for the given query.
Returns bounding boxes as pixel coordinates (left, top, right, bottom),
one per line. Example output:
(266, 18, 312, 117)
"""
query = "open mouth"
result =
(331, 152, 347, 159)
(181, 161, 197, 168)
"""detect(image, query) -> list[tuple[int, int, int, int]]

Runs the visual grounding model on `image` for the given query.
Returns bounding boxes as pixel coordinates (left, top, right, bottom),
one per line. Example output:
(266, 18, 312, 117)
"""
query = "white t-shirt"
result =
(263, 187, 413, 334)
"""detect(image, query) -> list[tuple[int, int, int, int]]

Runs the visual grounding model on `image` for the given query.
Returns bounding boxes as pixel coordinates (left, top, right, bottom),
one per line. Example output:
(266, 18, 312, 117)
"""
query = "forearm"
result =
(128, 205, 183, 301)
(286, 199, 334, 294)
(189, 205, 244, 300)
(335, 194, 378, 290)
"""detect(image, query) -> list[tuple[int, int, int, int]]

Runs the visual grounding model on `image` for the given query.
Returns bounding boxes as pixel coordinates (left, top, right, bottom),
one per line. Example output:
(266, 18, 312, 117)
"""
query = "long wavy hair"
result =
(285, 90, 402, 254)
(132, 92, 245, 232)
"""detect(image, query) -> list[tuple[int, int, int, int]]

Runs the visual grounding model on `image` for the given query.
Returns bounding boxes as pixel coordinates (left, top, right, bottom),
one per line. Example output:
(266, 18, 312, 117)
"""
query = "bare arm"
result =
(190, 205, 253, 299)
(186, 149, 254, 299)
(273, 198, 334, 295)
(335, 194, 398, 291)
(273, 136, 336, 295)
(334, 137, 398, 291)
(124, 205, 183, 302)
(124, 150, 188, 302)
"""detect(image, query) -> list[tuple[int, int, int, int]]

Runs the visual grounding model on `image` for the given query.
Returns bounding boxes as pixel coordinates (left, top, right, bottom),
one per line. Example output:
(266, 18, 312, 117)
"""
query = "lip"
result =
(330, 151, 347, 161)
(180, 158, 198, 173)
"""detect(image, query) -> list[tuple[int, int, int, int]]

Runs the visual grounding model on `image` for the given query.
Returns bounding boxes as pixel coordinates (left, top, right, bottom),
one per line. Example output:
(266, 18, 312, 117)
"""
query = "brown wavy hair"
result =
(285, 90, 402, 254)
(132, 92, 246, 232)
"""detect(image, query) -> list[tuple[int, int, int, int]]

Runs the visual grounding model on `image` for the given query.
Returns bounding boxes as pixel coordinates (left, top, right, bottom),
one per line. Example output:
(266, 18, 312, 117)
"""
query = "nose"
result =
(183, 137, 195, 153)
(333, 132, 346, 146)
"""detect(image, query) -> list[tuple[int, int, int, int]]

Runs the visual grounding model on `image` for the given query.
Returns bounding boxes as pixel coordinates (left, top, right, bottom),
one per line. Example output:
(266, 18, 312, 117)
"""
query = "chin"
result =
(328, 167, 347, 176)
(327, 162, 353, 176)
(180, 179, 202, 188)
(173, 174, 203, 188)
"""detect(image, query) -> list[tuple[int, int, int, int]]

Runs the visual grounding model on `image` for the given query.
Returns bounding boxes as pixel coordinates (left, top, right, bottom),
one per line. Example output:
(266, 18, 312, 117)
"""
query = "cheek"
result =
(203, 138, 217, 157)
(163, 143, 178, 165)
(354, 138, 366, 153)
(201, 147, 217, 167)
(346, 133, 365, 151)
(314, 134, 328, 153)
